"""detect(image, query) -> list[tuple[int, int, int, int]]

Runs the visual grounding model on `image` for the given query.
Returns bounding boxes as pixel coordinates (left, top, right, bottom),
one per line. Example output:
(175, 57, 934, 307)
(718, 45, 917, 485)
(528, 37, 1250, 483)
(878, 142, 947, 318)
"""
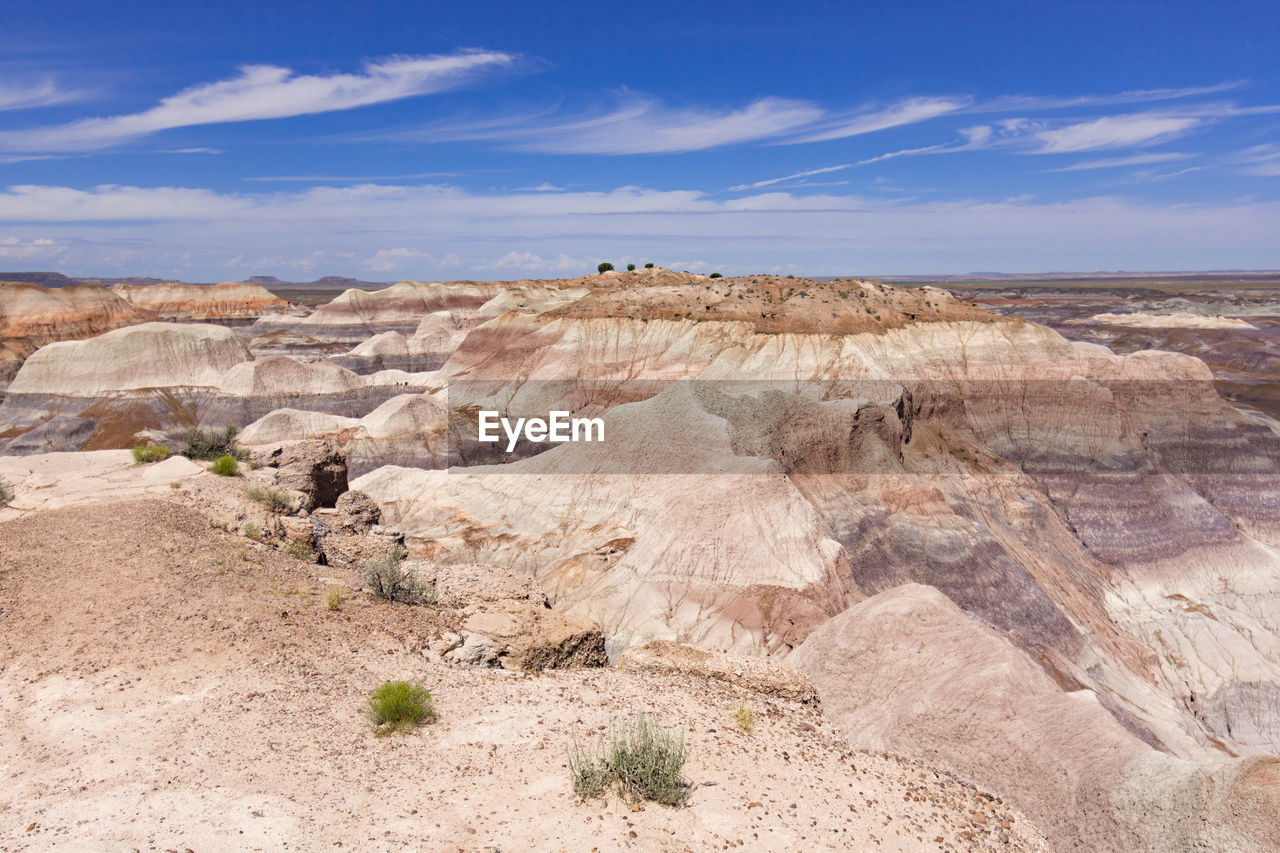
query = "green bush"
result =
(0, 478, 13, 508)
(709, 272, 722, 279)
(181, 425, 245, 461)
(365, 680, 435, 736)
(243, 521, 261, 541)
(362, 545, 434, 604)
(209, 455, 240, 476)
(597, 262, 614, 273)
(626, 263, 636, 271)
(644, 263, 655, 269)
(568, 714, 688, 806)
(245, 484, 297, 514)
(131, 444, 172, 464)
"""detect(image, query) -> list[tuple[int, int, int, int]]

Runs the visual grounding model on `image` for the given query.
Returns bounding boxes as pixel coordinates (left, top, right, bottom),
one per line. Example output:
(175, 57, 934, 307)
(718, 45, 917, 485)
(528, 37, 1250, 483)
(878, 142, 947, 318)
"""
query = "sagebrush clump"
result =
(732, 702, 755, 733)
(209, 455, 239, 476)
(0, 478, 13, 508)
(181, 425, 246, 461)
(568, 714, 689, 806)
(131, 444, 172, 464)
(365, 680, 434, 736)
(362, 545, 434, 604)
(246, 484, 297, 514)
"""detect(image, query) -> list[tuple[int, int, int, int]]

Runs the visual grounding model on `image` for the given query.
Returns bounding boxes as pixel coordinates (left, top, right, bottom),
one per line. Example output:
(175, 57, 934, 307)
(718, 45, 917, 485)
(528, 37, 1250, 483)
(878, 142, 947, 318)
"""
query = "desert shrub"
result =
(732, 702, 755, 733)
(285, 538, 314, 562)
(365, 680, 435, 736)
(324, 587, 344, 611)
(0, 478, 13, 508)
(709, 272, 723, 279)
(597, 262, 614, 273)
(569, 744, 611, 799)
(362, 545, 435, 604)
(644, 263, 654, 269)
(181, 425, 246, 461)
(243, 521, 261, 540)
(131, 444, 172, 464)
(245, 484, 297, 514)
(626, 263, 636, 271)
(568, 714, 688, 806)
(209, 455, 240, 476)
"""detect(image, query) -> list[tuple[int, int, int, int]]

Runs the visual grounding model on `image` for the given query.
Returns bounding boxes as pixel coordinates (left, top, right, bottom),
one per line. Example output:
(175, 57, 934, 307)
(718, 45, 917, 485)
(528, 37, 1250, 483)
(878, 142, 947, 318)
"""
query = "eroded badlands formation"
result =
(2, 268, 1279, 851)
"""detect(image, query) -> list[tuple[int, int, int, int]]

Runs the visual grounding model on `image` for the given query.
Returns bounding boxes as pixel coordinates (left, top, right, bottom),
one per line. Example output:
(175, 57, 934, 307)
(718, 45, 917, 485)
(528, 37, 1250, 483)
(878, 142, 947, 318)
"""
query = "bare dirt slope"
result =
(0, 498, 1046, 852)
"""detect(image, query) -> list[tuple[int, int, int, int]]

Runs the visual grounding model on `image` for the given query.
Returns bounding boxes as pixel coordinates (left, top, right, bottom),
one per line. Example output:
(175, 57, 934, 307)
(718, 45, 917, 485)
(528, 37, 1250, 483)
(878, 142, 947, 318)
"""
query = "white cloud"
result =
(3, 182, 1279, 278)
(783, 97, 969, 144)
(246, 171, 465, 182)
(976, 81, 1245, 112)
(492, 251, 591, 271)
(365, 247, 435, 271)
(1047, 152, 1195, 171)
(1232, 144, 1280, 176)
(0, 79, 81, 111)
(855, 111, 1205, 166)
(0, 235, 66, 259)
(855, 143, 955, 166)
(0, 52, 514, 153)
(1031, 113, 1199, 153)
(392, 95, 824, 154)
(728, 164, 850, 192)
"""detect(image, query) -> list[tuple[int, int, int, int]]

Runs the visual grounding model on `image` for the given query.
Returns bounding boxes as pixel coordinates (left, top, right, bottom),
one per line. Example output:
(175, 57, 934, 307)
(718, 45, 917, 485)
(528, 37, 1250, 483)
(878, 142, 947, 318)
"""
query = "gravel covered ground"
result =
(0, 498, 1046, 852)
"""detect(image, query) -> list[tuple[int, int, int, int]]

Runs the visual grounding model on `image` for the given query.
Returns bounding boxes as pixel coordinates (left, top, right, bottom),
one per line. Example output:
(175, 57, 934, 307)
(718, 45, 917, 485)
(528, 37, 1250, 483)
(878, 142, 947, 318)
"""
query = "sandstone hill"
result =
(110, 280, 290, 320)
(0, 281, 156, 395)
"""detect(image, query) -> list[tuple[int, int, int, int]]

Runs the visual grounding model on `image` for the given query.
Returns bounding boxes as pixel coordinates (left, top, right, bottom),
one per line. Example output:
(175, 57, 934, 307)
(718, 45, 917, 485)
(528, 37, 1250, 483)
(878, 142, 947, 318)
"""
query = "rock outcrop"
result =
(616, 640, 818, 702)
(251, 440, 348, 510)
(239, 391, 451, 477)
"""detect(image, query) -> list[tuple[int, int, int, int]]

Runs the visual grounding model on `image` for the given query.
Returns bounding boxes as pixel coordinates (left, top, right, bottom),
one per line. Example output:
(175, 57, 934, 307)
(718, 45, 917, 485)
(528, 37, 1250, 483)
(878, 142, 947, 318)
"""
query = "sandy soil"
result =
(0, 498, 1047, 852)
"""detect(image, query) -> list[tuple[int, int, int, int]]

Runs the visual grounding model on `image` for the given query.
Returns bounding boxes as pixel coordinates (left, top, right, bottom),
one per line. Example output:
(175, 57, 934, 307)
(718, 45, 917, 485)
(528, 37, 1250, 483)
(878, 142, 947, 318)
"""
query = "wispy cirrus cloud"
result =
(388, 94, 824, 154)
(0, 52, 515, 153)
(1231, 144, 1280, 176)
(728, 163, 851, 192)
(1030, 113, 1201, 153)
(1047, 152, 1195, 172)
(781, 96, 969, 144)
(0, 79, 82, 111)
(858, 110, 1208, 166)
(974, 81, 1246, 113)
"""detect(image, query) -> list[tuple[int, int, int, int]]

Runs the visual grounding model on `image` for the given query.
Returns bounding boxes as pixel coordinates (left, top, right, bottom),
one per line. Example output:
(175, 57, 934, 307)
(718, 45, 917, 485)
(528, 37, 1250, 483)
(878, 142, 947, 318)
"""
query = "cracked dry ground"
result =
(0, 499, 1047, 852)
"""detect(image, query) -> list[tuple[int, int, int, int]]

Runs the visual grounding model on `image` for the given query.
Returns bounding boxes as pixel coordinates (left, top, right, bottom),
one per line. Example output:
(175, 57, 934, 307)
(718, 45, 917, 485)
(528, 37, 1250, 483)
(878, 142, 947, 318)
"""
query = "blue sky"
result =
(1, 0, 1278, 280)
